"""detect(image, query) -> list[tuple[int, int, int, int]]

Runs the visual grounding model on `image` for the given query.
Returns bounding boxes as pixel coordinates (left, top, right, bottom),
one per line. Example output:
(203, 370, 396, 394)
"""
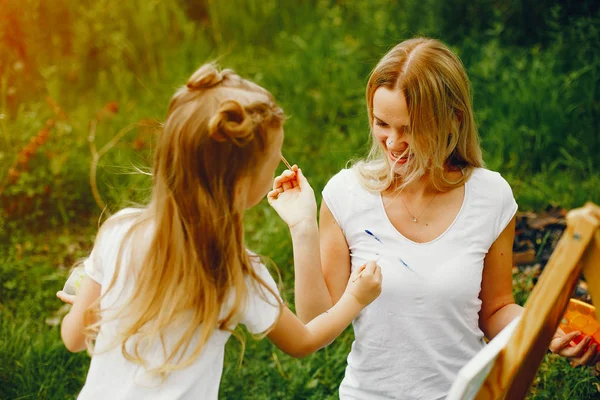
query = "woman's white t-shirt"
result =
(322, 167, 518, 400)
(77, 209, 281, 400)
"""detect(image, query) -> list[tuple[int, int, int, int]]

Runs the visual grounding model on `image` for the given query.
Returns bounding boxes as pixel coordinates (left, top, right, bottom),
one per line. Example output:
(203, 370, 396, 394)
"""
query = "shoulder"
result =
(322, 168, 366, 199)
(468, 167, 514, 198)
(96, 208, 144, 247)
(468, 168, 518, 236)
(245, 250, 278, 288)
(240, 250, 281, 334)
(324, 168, 359, 190)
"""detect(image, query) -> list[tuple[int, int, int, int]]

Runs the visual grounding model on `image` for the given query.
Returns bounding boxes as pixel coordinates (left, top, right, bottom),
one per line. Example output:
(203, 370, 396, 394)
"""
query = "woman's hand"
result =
(345, 260, 383, 307)
(268, 167, 317, 228)
(549, 329, 600, 367)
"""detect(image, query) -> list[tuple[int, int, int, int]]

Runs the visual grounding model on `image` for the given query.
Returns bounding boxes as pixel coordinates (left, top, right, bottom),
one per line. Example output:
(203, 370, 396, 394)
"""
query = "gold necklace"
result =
(399, 192, 438, 223)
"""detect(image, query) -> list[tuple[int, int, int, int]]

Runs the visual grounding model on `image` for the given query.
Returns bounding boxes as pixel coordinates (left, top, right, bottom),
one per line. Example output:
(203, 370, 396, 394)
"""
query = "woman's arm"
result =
(319, 201, 352, 306)
(267, 261, 381, 358)
(478, 216, 522, 340)
(268, 167, 349, 322)
(58, 276, 101, 352)
(479, 216, 599, 366)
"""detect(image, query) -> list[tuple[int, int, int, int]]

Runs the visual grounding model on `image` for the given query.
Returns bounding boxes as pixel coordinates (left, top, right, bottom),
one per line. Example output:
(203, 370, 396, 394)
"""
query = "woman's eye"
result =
(375, 120, 387, 127)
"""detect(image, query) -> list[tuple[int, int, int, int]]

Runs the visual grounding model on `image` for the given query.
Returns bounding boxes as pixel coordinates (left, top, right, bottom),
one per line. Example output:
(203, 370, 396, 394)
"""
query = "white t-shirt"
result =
(77, 209, 281, 400)
(322, 167, 518, 400)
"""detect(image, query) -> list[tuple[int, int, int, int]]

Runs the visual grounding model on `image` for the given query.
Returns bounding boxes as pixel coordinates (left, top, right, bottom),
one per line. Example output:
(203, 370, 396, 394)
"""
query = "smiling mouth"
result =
(389, 150, 410, 162)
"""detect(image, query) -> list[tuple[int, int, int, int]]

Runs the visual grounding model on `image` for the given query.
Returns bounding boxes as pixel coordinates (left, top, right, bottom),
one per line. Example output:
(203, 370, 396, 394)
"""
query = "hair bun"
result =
(208, 100, 255, 146)
(186, 64, 234, 90)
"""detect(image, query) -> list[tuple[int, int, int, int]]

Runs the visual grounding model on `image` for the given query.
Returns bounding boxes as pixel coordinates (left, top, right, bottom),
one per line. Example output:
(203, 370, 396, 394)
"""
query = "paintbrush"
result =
(280, 155, 293, 171)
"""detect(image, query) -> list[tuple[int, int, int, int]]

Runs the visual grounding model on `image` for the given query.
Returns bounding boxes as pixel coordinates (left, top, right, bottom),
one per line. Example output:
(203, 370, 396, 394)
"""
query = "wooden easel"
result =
(475, 202, 600, 399)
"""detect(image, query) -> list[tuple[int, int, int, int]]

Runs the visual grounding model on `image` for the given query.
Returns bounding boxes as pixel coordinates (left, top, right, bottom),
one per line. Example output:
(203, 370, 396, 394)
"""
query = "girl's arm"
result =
(267, 261, 381, 358)
(267, 167, 380, 352)
(57, 276, 101, 352)
(287, 218, 333, 323)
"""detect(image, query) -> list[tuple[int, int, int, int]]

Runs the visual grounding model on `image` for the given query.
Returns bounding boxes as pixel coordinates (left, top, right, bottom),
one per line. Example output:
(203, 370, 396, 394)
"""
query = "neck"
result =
(389, 173, 436, 198)
(388, 167, 464, 198)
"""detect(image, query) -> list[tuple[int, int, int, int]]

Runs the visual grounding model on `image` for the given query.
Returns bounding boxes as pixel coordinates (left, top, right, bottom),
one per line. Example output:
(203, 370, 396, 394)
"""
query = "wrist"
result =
(289, 219, 318, 236)
(339, 291, 365, 314)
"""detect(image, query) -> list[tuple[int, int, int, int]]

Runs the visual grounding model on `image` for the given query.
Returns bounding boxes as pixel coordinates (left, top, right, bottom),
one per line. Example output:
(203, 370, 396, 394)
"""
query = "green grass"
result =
(2, 212, 600, 399)
(1, 0, 600, 398)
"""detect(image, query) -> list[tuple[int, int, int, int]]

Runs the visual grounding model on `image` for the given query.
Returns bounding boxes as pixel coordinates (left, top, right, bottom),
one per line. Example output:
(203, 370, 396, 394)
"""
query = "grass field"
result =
(1, 0, 599, 398)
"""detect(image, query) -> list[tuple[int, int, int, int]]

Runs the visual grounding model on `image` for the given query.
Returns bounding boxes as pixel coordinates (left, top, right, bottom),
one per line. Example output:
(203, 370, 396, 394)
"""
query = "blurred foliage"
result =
(1, 0, 598, 236)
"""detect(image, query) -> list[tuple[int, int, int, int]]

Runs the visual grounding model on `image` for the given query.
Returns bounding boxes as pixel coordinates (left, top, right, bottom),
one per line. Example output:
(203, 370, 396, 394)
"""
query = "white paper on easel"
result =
(446, 315, 522, 400)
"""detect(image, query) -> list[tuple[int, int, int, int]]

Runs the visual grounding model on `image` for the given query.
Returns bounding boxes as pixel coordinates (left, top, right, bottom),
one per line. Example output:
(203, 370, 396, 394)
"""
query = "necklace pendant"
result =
(412, 217, 418, 223)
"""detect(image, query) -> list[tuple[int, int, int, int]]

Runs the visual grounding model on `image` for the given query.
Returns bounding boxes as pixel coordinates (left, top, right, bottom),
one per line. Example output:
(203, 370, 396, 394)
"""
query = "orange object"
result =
(558, 298, 600, 347)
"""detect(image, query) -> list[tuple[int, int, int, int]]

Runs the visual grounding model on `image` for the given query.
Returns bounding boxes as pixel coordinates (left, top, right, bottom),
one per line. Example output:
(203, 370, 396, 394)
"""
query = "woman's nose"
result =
(386, 130, 403, 146)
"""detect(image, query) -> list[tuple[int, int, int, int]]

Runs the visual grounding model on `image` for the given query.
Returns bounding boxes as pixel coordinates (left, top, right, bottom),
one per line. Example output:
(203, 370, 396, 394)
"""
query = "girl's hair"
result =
(85, 63, 285, 378)
(354, 37, 484, 192)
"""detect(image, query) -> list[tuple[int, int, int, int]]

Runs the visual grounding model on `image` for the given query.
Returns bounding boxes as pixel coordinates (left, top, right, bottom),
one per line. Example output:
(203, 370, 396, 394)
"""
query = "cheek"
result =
(371, 126, 387, 143)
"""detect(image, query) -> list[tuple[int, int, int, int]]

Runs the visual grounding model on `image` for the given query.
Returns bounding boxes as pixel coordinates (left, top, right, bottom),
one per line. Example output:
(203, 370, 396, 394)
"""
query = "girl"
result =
(56, 63, 382, 399)
(289, 37, 599, 399)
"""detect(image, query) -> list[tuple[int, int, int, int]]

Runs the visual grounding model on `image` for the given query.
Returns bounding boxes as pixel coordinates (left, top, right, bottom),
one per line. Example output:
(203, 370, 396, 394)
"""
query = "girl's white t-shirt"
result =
(77, 209, 281, 400)
(322, 167, 518, 400)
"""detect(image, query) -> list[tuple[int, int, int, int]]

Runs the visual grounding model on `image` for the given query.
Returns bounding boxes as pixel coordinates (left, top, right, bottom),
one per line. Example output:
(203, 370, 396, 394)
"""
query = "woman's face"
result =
(243, 126, 284, 209)
(372, 87, 413, 170)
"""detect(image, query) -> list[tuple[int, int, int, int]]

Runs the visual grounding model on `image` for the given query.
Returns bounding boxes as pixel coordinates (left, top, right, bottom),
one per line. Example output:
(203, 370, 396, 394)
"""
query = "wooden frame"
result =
(474, 202, 600, 399)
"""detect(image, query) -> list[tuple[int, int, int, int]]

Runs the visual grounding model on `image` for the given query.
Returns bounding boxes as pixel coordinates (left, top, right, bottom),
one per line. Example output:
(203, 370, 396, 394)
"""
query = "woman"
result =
(290, 37, 598, 399)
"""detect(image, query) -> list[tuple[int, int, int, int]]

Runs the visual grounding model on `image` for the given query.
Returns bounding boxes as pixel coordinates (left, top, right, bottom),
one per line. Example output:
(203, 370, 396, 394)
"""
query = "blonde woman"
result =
(56, 63, 382, 399)
(291, 37, 599, 399)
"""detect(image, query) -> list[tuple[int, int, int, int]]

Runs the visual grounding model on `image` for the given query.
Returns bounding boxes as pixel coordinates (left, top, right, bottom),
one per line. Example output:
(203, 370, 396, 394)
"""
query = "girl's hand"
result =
(56, 290, 76, 305)
(268, 167, 317, 228)
(345, 260, 382, 307)
(549, 329, 600, 367)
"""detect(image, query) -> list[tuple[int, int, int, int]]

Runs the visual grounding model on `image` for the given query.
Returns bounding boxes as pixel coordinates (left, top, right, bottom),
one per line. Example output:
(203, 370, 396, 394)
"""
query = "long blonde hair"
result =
(355, 37, 484, 192)
(85, 63, 285, 378)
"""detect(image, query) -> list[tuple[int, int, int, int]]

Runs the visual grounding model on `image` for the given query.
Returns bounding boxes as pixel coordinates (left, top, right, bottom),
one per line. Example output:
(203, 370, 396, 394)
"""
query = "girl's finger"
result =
(364, 260, 378, 275)
(272, 175, 286, 190)
(291, 170, 299, 188)
(350, 264, 367, 280)
(374, 265, 382, 281)
(296, 169, 310, 189)
(351, 266, 367, 283)
(56, 290, 75, 305)
(289, 166, 301, 188)
(272, 170, 297, 190)
(282, 180, 293, 191)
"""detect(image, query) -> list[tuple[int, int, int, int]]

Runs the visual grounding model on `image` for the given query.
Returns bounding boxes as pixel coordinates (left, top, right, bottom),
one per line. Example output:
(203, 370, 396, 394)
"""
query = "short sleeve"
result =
(240, 258, 282, 334)
(83, 247, 103, 284)
(321, 169, 354, 232)
(82, 208, 139, 285)
(494, 174, 518, 240)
